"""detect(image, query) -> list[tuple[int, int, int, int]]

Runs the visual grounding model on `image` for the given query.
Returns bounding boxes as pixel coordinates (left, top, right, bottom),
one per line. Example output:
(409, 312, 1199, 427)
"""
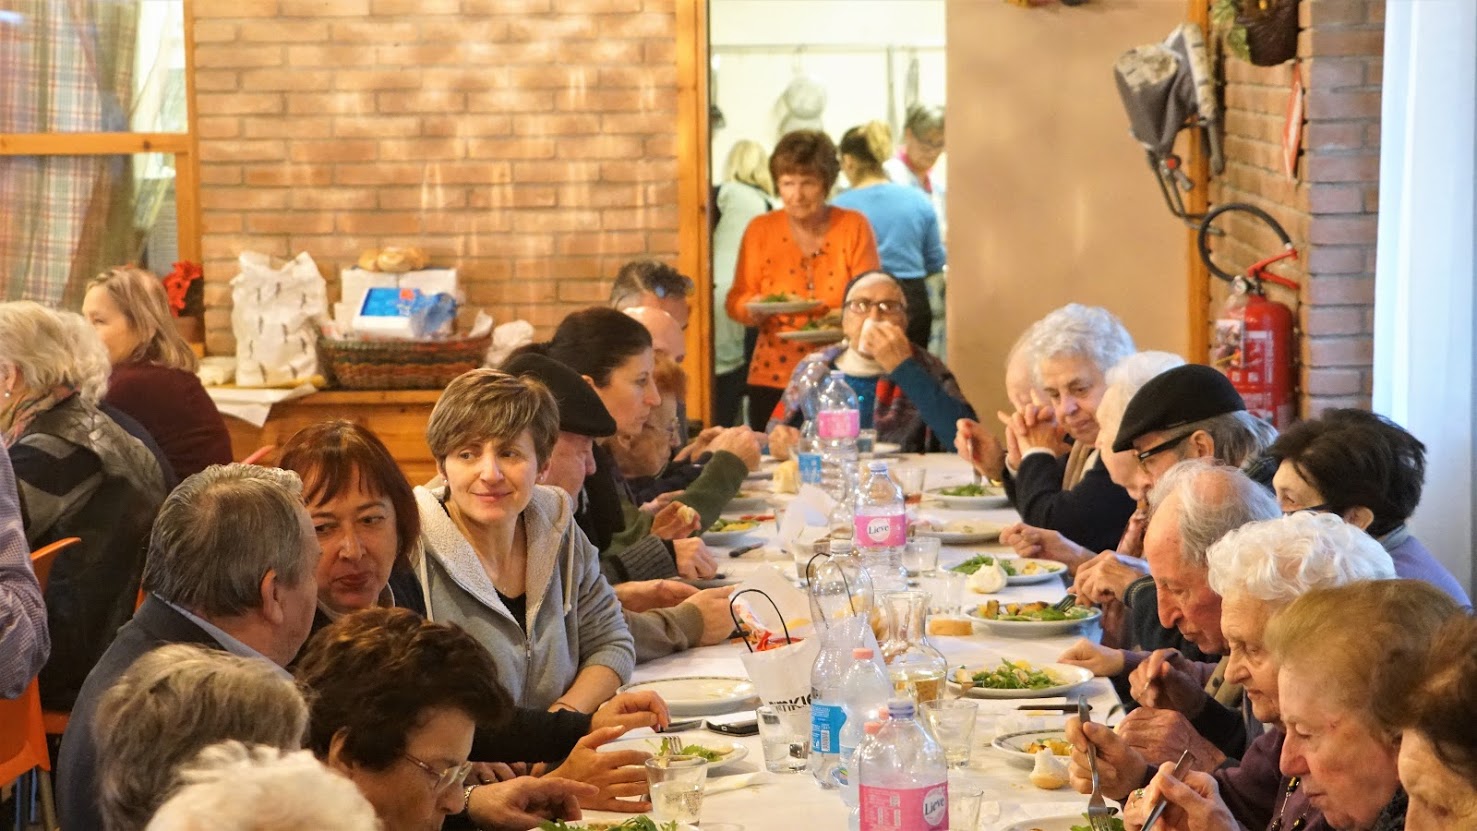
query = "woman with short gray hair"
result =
(0, 300, 167, 710)
(95, 645, 308, 831)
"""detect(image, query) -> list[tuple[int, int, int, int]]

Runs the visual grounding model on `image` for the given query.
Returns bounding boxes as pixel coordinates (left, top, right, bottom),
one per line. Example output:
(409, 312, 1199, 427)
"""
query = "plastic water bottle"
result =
(844, 721, 883, 831)
(858, 699, 949, 831)
(815, 370, 860, 502)
(837, 648, 892, 813)
(809, 619, 852, 788)
(854, 461, 908, 593)
(797, 418, 823, 487)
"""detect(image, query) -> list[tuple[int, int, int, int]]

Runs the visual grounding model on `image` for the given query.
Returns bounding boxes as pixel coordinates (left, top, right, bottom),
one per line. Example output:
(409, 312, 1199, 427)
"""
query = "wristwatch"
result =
(462, 783, 478, 815)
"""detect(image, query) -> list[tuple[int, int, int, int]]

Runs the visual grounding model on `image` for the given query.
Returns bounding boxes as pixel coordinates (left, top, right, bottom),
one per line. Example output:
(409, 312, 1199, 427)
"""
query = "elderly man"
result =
(622, 305, 685, 363)
(59, 464, 590, 831)
(1060, 459, 1280, 768)
(0, 450, 47, 699)
(609, 259, 693, 329)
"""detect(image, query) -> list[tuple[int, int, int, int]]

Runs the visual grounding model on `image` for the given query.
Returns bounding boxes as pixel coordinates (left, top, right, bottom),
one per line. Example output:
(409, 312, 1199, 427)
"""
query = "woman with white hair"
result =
(0, 301, 167, 710)
(766, 271, 975, 454)
(1073, 512, 1396, 829)
(959, 303, 1138, 552)
(145, 742, 381, 831)
(712, 139, 778, 427)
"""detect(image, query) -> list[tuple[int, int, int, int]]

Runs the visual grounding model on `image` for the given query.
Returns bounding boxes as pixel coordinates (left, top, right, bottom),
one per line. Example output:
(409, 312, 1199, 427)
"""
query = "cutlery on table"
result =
(1140, 748, 1195, 831)
(1080, 695, 1115, 831)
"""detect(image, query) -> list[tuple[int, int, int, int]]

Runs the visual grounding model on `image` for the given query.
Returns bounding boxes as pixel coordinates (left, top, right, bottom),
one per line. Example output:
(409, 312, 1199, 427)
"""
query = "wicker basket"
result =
(319, 335, 491, 390)
(1240, 0, 1300, 66)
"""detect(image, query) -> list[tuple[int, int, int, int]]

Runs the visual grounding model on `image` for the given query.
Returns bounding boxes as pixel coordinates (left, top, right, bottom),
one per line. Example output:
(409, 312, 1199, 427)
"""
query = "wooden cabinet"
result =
(223, 390, 441, 486)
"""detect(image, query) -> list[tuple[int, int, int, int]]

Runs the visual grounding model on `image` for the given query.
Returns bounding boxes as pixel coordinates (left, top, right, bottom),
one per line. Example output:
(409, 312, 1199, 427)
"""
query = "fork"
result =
(1079, 696, 1115, 831)
(1052, 593, 1079, 613)
(965, 435, 983, 488)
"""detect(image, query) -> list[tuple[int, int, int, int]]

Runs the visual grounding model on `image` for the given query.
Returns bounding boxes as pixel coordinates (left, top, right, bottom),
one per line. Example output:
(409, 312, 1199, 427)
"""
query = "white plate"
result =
(966, 604, 1102, 636)
(619, 676, 759, 717)
(724, 492, 771, 512)
(598, 733, 750, 773)
(744, 467, 774, 481)
(947, 663, 1093, 700)
(869, 441, 902, 457)
(702, 524, 762, 546)
(991, 729, 1074, 768)
(778, 328, 844, 343)
(998, 815, 1093, 831)
(953, 556, 1067, 585)
(924, 486, 1010, 509)
(915, 521, 1005, 545)
(746, 299, 823, 314)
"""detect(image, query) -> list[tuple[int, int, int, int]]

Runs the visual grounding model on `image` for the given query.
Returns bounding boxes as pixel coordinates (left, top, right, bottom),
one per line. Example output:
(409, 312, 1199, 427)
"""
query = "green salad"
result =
(1071, 818, 1126, 831)
(965, 659, 1058, 690)
(952, 555, 1015, 576)
(759, 292, 802, 303)
(539, 819, 681, 831)
(936, 483, 988, 497)
(975, 600, 1093, 622)
(645, 740, 729, 762)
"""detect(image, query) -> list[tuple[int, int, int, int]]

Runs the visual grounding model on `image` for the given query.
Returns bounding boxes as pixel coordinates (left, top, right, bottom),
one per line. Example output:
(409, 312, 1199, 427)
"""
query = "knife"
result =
(729, 541, 765, 558)
(1015, 703, 1093, 713)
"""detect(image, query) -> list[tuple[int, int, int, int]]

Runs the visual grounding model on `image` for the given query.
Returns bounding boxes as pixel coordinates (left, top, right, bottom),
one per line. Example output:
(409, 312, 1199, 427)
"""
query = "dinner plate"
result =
(914, 521, 1005, 545)
(953, 556, 1068, 585)
(526, 823, 698, 831)
(947, 663, 1093, 700)
(619, 676, 759, 717)
(777, 328, 844, 343)
(723, 492, 770, 512)
(744, 466, 774, 481)
(702, 525, 761, 546)
(965, 604, 1102, 636)
(991, 729, 1073, 767)
(924, 486, 1010, 509)
(997, 815, 1094, 831)
(746, 299, 823, 314)
(598, 733, 750, 773)
(869, 441, 902, 457)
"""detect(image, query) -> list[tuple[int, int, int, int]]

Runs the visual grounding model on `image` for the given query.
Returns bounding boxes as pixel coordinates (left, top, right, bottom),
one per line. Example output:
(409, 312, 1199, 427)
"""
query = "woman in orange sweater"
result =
(725, 130, 880, 429)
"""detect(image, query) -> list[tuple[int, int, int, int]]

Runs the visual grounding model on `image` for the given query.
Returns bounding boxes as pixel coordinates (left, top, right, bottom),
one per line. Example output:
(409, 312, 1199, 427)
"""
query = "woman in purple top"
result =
(1265, 408, 1470, 607)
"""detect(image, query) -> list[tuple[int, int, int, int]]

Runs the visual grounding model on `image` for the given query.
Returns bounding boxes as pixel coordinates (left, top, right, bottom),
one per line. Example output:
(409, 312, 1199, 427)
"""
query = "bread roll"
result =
(357, 250, 380, 271)
(675, 503, 698, 525)
(772, 459, 800, 494)
(376, 247, 412, 273)
(926, 616, 973, 637)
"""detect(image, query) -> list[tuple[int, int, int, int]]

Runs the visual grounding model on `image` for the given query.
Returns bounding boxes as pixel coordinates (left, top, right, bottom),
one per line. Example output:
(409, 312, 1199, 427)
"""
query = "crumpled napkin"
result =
(705, 771, 774, 794)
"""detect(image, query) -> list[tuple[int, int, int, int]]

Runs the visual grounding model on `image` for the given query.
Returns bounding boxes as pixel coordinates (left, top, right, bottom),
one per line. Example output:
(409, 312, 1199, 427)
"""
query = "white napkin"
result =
(705, 771, 774, 794)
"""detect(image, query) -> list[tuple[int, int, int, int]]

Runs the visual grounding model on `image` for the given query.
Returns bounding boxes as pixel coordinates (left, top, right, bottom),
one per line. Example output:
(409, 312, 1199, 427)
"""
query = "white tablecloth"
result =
(586, 453, 1118, 831)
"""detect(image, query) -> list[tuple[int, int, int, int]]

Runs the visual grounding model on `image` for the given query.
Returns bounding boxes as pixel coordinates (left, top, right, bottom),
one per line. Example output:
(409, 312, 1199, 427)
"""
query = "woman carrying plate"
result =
(724, 129, 880, 430)
(767, 271, 974, 454)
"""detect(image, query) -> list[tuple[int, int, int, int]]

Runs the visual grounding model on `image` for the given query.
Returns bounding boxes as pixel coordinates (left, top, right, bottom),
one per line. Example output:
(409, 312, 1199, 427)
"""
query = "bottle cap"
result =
(868, 460, 888, 472)
(852, 647, 874, 659)
(829, 369, 844, 379)
(886, 698, 915, 719)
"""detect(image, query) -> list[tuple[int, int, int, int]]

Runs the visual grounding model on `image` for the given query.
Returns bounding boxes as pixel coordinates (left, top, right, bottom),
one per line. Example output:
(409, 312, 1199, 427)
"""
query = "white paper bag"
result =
(230, 251, 327, 387)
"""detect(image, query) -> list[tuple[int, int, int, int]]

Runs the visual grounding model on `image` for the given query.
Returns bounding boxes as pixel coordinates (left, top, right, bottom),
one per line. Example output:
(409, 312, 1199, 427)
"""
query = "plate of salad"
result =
(925, 482, 1009, 509)
(535, 819, 696, 831)
(997, 816, 1126, 831)
(597, 733, 750, 773)
(746, 293, 824, 315)
(947, 659, 1092, 700)
(966, 600, 1102, 635)
(952, 555, 1067, 586)
(701, 518, 761, 546)
(777, 327, 844, 343)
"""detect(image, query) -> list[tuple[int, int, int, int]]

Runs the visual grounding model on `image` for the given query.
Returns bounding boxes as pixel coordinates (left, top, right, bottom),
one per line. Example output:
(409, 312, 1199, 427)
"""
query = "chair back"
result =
(0, 541, 71, 784)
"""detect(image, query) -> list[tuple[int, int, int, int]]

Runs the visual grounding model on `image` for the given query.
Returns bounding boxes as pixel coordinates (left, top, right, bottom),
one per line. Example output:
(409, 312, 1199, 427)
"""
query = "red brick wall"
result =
(1209, 0, 1383, 416)
(191, 0, 680, 355)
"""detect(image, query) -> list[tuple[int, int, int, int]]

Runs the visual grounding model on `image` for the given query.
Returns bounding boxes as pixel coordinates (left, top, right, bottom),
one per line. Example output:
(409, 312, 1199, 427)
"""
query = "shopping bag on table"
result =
(231, 251, 328, 387)
(732, 588, 820, 715)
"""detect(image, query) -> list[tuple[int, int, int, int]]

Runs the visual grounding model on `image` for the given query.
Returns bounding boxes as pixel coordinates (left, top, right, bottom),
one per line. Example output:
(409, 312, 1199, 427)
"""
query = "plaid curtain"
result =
(0, 0, 139, 306)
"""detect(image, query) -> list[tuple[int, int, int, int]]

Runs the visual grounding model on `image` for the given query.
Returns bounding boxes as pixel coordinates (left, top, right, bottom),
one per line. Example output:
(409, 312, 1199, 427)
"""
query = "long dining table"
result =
(583, 452, 1122, 831)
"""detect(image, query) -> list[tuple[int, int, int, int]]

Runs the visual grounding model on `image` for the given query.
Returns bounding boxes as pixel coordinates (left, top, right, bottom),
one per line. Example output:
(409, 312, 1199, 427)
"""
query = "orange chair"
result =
(0, 543, 68, 831)
(32, 538, 81, 739)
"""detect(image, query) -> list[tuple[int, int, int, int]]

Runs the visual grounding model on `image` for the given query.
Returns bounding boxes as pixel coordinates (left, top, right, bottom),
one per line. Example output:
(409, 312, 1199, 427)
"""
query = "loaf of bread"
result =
(357, 249, 380, 271)
(926, 616, 974, 637)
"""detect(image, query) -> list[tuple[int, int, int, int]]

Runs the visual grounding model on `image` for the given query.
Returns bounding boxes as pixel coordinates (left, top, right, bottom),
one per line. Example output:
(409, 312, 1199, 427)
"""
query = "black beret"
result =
(501, 352, 617, 439)
(1112, 364, 1246, 453)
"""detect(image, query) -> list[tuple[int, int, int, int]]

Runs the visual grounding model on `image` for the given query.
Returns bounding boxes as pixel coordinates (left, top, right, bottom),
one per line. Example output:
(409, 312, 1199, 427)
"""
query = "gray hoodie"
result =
(414, 483, 635, 709)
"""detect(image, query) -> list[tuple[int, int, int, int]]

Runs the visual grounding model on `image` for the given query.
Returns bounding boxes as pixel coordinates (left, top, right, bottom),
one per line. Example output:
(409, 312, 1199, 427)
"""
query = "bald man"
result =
(623, 306, 686, 363)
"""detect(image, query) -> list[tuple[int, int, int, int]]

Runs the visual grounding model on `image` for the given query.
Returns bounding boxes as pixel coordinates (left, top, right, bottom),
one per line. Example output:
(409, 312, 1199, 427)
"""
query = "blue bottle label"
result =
(811, 702, 847, 753)
(798, 452, 823, 485)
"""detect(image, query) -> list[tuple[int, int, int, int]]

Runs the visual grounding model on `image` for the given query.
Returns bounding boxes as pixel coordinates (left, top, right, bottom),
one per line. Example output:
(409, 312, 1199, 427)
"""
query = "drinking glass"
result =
(897, 466, 926, 505)
(922, 699, 978, 768)
(903, 536, 942, 576)
(948, 786, 984, 831)
(756, 705, 811, 772)
(644, 755, 708, 825)
(932, 570, 968, 615)
(857, 428, 877, 456)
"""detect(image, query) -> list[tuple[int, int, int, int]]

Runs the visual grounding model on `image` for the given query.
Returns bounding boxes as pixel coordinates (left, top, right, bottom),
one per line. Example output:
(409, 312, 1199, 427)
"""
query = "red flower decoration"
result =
(161, 261, 203, 317)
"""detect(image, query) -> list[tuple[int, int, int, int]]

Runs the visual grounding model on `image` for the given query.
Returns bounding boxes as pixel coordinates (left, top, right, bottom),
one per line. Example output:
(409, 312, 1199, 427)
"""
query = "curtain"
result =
(1371, 0, 1477, 594)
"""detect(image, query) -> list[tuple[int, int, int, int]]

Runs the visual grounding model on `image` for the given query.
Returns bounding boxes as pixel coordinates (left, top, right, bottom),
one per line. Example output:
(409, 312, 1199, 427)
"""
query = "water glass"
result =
(903, 537, 942, 576)
(857, 428, 877, 456)
(644, 755, 708, 825)
(948, 786, 984, 831)
(933, 570, 968, 615)
(922, 699, 978, 768)
(756, 705, 811, 773)
(897, 466, 927, 505)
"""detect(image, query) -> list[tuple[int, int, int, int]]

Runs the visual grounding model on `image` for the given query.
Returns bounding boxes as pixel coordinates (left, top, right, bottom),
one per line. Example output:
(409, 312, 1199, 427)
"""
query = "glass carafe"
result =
(879, 590, 948, 705)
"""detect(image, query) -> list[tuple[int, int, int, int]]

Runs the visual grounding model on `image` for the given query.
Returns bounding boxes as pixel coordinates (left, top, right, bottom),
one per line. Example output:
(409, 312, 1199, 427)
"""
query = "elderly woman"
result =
(146, 742, 381, 831)
(713, 139, 778, 426)
(94, 644, 308, 831)
(1267, 409, 1469, 606)
(834, 122, 946, 347)
(1380, 615, 1477, 830)
(885, 104, 947, 234)
(765, 271, 973, 454)
(1126, 580, 1462, 831)
(83, 266, 233, 480)
(298, 608, 596, 831)
(725, 129, 881, 429)
(1070, 512, 1394, 829)
(414, 368, 634, 713)
(959, 303, 1137, 552)
(0, 301, 167, 710)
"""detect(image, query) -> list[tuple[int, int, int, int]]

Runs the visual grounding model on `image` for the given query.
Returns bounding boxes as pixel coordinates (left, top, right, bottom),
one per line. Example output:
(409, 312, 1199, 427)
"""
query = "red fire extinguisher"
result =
(1200, 204, 1300, 430)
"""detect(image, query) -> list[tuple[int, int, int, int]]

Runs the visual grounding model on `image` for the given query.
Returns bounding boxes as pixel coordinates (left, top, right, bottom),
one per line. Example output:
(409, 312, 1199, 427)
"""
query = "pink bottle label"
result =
(855, 514, 907, 547)
(816, 409, 860, 439)
(859, 783, 949, 831)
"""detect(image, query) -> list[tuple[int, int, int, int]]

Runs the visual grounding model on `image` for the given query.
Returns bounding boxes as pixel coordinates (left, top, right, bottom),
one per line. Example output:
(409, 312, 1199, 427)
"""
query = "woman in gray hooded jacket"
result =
(415, 369, 635, 713)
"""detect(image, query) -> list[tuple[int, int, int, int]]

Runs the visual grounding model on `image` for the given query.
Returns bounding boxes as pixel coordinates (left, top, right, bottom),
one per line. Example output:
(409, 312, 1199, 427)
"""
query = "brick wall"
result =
(191, 0, 680, 356)
(1209, 0, 1383, 416)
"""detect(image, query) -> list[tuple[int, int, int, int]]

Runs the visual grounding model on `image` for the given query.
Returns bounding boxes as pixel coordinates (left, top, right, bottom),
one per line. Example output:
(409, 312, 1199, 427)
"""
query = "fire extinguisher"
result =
(1199, 203, 1300, 430)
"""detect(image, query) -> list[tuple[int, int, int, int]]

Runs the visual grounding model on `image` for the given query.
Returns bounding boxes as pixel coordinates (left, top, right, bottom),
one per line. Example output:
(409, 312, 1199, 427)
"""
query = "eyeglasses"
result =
(402, 753, 474, 795)
(1135, 432, 1194, 471)
(845, 298, 905, 315)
